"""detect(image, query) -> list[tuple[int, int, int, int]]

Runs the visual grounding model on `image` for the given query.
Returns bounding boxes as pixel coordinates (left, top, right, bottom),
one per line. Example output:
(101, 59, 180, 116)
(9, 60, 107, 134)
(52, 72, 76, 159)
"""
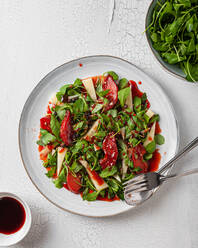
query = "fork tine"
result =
(125, 186, 148, 195)
(123, 174, 146, 186)
(124, 182, 148, 195)
(123, 179, 147, 190)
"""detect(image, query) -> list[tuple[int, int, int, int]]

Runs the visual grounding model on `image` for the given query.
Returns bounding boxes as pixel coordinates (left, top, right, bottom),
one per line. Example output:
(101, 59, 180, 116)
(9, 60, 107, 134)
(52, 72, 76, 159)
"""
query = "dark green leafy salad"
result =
(147, 0, 198, 82)
(37, 71, 165, 202)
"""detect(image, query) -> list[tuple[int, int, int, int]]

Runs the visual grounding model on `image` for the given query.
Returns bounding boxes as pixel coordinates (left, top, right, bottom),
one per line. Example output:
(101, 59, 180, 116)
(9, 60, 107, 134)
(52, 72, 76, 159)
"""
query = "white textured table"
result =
(1, 1, 198, 247)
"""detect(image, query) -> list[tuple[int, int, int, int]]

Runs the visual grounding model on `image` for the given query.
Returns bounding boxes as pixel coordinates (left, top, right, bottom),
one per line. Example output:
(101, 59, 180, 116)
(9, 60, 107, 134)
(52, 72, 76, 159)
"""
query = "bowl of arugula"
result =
(145, 0, 198, 83)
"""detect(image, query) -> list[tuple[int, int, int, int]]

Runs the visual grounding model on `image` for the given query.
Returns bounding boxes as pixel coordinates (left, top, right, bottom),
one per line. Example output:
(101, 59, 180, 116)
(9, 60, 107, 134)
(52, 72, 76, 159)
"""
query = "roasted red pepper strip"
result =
(40, 115, 51, 132)
(100, 132, 118, 169)
(103, 75, 118, 111)
(60, 110, 73, 146)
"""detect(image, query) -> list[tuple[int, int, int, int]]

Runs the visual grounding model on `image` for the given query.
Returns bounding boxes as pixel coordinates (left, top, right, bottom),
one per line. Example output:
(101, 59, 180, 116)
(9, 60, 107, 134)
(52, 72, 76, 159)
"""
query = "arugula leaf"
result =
(45, 167, 56, 178)
(92, 104, 103, 114)
(118, 87, 130, 107)
(37, 131, 56, 146)
(53, 167, 66, 188)
(155, 134, 165, 145)
(99, 166, 117, 178)
(119, 78, 128, 89)
(145, 140, 156, 154)
(73, 78, 82, 87)
(107, 109, 117, 117)
(104, 71, 119, 81)
(83, 191, 99, 201)
(50, 114, 60, 138)
(70, 161, 83, 173)
(133, 96, 141, 112)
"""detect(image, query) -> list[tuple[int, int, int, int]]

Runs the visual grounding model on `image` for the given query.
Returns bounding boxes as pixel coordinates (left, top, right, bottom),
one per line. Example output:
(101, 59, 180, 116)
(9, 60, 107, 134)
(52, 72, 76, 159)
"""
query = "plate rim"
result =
(18, 55, 180, 217)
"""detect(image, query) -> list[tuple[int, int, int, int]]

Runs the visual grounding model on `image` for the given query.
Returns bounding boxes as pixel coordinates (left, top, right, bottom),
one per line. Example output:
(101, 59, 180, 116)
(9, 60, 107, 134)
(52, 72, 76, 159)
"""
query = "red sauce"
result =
(38, 145, 44, 152)
(155, 122, 161, 134)
(87, 168, 104, 186)
(79, 63, 83, 67)
(47, 105, 52, 114)
(138, 81, 142, 85)
(129, 80, 150, 108)
(59, 148, 65, 153)
(148, 149, 161, 172)
(148, 136, 153, 141)
(0, 197, 26, 235)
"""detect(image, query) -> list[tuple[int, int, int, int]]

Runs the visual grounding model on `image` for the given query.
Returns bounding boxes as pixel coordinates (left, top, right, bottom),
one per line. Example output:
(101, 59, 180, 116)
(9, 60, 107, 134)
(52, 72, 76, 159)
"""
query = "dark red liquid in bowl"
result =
(0, 197, 26, 235)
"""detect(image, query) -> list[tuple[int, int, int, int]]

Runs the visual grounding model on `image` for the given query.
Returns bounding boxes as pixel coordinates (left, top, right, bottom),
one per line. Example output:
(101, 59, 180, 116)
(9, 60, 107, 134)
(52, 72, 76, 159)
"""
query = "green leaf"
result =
(56, 84, 71, 101)
(118, 87, 130, 107)
(107, 178, 120, 193)
(55, 104, 73, 120)
(38, 132, 56, 146)
(70, 161, 83, 173)
(186, 16, 194, 32)
(73, 121, 84, 131)
(50, 114, 60, 138)
(119, 78, 128, 89)
(53, 167, 66, 188)
(155, 134, 165, 145)
(145, 140, 156, 154)
(99, 166, 117, 178)
(97, 90, 110, 97)
(104, 71, 119, 81)
(92, 104, 103, 114)
(107, 109, 117, 117)
(134, 96, 141, 112)
(45, 167, 56, 178)
(73, 78, 82, 87)
(83, 191, 99, 201)
(144, 153, 153, 160)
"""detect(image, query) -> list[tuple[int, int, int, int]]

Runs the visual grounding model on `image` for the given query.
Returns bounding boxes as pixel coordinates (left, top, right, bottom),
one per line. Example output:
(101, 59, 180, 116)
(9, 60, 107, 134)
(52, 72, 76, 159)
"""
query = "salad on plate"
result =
(37, 71, 165, 202)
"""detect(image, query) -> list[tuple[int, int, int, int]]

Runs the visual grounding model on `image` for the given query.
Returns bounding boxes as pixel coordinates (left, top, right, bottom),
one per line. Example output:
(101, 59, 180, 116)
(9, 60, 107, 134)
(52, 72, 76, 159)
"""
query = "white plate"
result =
(19, 55, 179, 217)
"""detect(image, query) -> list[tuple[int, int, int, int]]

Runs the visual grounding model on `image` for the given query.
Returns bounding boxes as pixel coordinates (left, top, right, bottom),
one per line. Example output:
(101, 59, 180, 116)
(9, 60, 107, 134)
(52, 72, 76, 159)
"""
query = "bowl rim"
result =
(18, 54, 180, 217)
(0, 192, 32, 246)
(145, 0, 197, 84)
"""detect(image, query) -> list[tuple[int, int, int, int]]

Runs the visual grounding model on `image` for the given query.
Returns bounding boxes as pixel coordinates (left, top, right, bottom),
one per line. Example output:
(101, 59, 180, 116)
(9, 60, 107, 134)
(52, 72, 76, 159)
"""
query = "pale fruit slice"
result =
(125, 85, 133, 110)
(122, 159, 128, 179)
(82, 78, 97, 101)
(120, 127, 125, 140)
(143, 121, 156, 147)
(145, 109, 155, 119)
(83, 119, 100, 141)
(57, 147, 67, 175)
(79, 160, 108, 191)
(114, 174, 121, 182)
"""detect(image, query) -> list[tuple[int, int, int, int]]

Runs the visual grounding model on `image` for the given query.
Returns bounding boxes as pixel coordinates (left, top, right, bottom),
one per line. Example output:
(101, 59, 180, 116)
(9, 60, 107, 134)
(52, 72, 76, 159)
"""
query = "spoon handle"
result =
(158, 137, 198, 174)
(160, 168, 198, 182)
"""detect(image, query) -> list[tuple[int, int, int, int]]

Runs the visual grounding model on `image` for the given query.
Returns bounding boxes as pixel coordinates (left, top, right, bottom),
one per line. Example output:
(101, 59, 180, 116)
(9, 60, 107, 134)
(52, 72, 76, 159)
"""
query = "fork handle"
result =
(160, 168, 198, 182)
(158, 137, 198, 174)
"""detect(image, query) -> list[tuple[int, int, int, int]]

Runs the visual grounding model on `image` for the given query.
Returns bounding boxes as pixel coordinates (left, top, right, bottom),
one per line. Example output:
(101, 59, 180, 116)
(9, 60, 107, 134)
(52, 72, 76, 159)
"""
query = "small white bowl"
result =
(0, 192, 32, 247)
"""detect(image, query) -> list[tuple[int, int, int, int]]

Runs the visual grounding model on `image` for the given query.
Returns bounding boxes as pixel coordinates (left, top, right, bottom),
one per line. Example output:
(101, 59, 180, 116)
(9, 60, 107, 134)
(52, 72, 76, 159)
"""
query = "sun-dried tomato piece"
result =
(67, 171, 81, 194)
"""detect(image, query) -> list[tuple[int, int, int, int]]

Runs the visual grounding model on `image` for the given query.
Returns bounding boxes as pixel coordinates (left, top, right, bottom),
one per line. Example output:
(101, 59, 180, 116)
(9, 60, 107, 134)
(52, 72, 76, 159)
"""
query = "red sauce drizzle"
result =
(148, 149, 161, 172)
(38, 145, 44, 152)
(97, 194, 120, 202)
(148, 136, 153, 141)
(138, 81, 142, 85)
(79, 63, 83, 67)
(155, 122, 161, 134)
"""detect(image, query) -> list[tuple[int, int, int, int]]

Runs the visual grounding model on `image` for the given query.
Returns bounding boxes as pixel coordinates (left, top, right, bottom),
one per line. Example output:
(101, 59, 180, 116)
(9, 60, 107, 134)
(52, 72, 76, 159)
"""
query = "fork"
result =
(124, 137, 198, 197)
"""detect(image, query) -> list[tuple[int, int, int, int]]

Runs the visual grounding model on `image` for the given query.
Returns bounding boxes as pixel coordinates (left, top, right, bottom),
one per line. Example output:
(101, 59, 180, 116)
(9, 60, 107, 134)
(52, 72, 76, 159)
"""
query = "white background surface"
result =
(1, 0, 198, 247)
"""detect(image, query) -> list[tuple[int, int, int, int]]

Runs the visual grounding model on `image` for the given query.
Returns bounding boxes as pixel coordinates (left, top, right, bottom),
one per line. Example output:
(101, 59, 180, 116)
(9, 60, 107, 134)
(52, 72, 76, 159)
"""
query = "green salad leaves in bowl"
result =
(145, 0, 198, 82)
